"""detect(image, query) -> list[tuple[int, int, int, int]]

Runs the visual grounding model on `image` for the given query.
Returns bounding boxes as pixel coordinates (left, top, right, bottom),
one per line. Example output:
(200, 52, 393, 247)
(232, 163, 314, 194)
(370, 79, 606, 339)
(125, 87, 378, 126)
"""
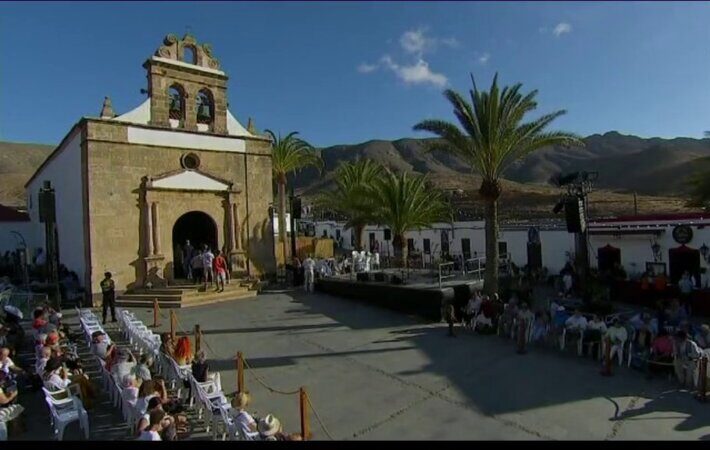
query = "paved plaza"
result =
(124, 290, 710, 440)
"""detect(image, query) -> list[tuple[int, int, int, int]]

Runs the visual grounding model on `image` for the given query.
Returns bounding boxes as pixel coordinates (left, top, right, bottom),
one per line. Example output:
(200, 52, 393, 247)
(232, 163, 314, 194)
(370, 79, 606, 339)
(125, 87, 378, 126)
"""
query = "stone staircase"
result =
(116, 278, 258, 309)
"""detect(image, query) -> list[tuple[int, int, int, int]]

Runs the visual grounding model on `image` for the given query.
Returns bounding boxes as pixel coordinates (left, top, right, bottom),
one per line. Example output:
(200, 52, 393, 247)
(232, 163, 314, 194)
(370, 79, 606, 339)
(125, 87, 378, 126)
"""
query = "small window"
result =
(498, 241, 508, 257)
(180, 153, 201, 170)
(407, 238, 415, 253)
(183, 45, 196, 64)
(196, 89, 214, 126)
(423, 239, 431, 254)
(168, 85, 185, 125)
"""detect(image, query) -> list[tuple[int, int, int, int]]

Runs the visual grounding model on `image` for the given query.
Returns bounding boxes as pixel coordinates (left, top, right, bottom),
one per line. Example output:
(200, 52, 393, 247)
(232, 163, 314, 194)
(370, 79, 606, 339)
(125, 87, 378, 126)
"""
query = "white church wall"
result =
(127, 126, 247, 153)
(26, 130, 86, 282)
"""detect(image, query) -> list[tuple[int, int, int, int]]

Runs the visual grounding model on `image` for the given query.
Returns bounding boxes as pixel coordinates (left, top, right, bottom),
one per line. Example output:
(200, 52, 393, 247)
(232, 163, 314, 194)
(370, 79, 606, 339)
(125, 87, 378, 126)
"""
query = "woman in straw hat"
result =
(230, 392, 259, 440)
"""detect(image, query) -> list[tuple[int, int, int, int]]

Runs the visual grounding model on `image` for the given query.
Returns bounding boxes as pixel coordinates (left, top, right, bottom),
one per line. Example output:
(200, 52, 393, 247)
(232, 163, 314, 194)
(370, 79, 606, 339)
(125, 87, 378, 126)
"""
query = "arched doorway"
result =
(669, 245, 700, 286)
(597, 244, 621, 274)
(172, 211, 218, 279)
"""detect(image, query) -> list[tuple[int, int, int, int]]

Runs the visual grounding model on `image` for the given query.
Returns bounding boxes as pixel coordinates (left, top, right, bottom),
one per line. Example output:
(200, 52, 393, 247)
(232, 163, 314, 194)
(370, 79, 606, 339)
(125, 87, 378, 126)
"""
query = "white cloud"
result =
(477, 52, 490, 65)
(357, 63, 377, 74)
(552, 22, 572, 37)
(399, 27, 459, 57)
(380, 55, 447, 88)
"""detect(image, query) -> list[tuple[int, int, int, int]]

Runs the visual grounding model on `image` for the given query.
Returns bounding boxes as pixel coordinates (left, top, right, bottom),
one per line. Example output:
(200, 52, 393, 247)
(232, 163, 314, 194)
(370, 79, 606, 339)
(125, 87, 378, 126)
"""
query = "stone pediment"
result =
(147, 169, 238, 192)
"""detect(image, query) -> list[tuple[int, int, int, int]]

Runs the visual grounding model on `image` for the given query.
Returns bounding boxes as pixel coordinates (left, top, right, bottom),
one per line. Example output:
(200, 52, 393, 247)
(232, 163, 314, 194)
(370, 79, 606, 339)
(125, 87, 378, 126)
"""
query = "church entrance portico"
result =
(172, 211, 218, 279)
(139, 168, 247, 287)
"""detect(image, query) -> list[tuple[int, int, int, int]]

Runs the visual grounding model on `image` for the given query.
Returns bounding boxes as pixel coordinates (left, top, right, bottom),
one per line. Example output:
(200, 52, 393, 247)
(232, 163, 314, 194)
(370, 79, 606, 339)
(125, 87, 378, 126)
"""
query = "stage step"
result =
(116, 279, 257, 309)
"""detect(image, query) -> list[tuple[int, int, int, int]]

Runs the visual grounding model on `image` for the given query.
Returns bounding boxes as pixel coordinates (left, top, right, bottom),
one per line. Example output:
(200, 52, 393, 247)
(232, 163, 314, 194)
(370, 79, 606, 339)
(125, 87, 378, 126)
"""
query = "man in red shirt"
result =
(213, 250, 228, 293)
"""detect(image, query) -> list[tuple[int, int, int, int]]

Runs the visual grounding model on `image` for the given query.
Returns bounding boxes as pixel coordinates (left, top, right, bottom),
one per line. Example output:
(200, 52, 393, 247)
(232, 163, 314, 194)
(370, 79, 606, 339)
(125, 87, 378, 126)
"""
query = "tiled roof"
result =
(0, 204, 30, 222)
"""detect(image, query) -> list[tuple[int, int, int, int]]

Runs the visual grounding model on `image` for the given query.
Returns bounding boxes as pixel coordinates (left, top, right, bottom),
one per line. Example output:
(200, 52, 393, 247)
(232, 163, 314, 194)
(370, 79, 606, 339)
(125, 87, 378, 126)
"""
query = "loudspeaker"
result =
(356, 272, 369, 282)
(391, 275, 403, 285)
(38, 188, 56, 224)
(564, 197, 586, 233)
(373, 272, 386, 282)
(384, 229, 391, 241)
(291, 197, 302, 219)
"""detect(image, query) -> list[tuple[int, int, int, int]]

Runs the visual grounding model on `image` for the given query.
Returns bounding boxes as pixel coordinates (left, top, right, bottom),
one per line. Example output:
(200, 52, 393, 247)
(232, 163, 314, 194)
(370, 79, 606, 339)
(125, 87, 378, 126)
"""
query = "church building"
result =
(24, 33, 275, 303)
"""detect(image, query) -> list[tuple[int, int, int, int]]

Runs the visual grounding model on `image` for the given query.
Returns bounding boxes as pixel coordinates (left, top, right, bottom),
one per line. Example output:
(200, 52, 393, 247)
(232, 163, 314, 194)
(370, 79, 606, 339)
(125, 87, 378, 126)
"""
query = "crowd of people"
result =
(176, 241, 231, 292)
(446, 286, 710, 392)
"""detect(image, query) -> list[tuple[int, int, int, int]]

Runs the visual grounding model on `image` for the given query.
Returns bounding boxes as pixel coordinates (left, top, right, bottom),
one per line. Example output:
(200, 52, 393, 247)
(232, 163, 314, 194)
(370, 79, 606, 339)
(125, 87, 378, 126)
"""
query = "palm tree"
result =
(316, 159, 383, 251)
(413, 73, 582, 294)
(369, 169, 450, 267)
(267, 130, 323, 265)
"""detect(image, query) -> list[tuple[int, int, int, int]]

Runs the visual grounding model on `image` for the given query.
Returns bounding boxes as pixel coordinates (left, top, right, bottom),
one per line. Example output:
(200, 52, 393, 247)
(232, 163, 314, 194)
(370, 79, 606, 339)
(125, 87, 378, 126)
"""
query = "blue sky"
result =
(2, 1, 710, 147)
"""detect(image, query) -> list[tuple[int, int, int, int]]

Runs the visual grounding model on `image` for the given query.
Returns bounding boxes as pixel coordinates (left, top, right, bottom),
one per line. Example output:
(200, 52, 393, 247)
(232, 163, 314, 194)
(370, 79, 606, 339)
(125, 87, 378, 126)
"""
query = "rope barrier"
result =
(241, 356, 300, 395)
(305, 393, 335, 440)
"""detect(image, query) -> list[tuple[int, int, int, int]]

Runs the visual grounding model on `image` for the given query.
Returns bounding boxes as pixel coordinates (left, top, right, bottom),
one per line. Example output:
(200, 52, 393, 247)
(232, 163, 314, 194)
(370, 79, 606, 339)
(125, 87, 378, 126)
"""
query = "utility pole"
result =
(39, 181, 61, 311)
(289, 186, 298, 262)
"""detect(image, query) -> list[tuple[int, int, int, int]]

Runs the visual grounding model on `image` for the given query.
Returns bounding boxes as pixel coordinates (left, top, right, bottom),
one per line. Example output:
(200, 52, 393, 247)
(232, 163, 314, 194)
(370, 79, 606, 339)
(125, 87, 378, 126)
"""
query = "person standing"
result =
(201, 246, 215, 290)
(303, 254, 315, 293)
(678, 271, 695, 315)
(213, 250, 228, 293)
(673, 330, 702, 390)
(445, 302, 457, 337)
(100, 272, 116, 324)
(182, 240, 194, 280)
(190, 249, 203, 286)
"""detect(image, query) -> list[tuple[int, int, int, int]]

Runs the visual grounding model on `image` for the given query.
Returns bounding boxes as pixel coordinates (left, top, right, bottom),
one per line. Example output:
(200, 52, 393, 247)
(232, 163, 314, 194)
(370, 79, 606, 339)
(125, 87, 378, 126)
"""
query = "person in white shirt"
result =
(122, 374, 139, 407)
(604, 319, 628, 366)
(230, 392, 259, 440)
(0, 348, 21, 377)
(463, 292, 482, 328)
(584, 315, 607, 358)
(111, 349, 136, 382)
(202, 246, 215, 289)
(138, 410, 166, 441)
(42, 359, 71, 391)
(564, 310, 587, 355)
(35, 346, 52, 375)
(303, 255, 316, 294)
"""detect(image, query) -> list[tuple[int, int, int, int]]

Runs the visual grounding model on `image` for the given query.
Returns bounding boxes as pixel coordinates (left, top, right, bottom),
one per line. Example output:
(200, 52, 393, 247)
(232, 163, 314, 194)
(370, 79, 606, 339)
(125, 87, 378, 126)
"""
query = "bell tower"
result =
(143, 33, 228, 134)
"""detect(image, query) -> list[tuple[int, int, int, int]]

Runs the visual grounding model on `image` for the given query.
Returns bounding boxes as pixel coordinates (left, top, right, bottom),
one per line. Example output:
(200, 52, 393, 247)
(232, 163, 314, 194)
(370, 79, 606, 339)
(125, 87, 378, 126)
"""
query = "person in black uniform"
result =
(100, 272, 116, 324)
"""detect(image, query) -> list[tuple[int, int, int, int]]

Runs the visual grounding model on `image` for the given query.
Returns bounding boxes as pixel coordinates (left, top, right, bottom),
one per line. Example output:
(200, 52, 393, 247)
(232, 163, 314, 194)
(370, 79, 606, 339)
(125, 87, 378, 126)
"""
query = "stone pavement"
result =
(124, 290, 710, 441)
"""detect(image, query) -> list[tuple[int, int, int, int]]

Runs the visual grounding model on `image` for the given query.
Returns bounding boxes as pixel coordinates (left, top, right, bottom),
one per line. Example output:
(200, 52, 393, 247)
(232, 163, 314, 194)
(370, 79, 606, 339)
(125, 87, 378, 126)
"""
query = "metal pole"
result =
(170, 310, 176, 341)
(194, 324, 201, 353)
(152, 298, 160, 327)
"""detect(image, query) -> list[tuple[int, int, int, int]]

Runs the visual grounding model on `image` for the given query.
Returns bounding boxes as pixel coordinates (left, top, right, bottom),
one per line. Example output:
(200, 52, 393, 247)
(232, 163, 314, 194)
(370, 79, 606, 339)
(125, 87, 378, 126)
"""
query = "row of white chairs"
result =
(116, 309, 241, 440)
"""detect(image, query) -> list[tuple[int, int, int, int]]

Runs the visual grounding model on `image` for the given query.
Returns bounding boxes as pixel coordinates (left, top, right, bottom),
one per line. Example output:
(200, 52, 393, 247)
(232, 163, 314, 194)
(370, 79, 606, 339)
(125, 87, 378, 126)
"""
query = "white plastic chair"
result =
(43, 389, 90, 440)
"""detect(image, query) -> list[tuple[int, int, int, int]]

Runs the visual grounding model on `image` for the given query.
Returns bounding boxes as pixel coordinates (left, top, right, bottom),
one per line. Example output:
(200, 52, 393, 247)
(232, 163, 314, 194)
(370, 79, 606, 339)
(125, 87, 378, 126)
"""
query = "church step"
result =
(115, 288, 257, 309)
(180, 289, 257, 308)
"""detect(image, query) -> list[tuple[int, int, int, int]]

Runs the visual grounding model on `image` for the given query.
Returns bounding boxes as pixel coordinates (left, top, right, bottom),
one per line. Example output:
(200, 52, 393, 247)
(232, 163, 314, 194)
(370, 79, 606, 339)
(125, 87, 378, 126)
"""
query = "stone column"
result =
(145, 197, 154, 257)
(152, 202, 161, 255)
(233, 203, 242, 250)
(225, 199, 235, 253)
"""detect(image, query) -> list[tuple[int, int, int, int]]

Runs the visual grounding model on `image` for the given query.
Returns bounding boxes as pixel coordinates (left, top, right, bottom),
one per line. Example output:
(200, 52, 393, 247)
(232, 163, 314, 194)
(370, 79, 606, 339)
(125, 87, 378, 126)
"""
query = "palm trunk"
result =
(483, 198, 499, 295)
(393, 233, 407, 268)
(277, 179, 288, 265)
(354, 224, 365, 251)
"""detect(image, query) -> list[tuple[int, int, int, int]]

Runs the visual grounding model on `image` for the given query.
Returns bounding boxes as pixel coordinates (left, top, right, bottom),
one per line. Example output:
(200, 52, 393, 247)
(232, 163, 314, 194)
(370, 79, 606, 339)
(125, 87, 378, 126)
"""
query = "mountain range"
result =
(1, 131, 708, 219)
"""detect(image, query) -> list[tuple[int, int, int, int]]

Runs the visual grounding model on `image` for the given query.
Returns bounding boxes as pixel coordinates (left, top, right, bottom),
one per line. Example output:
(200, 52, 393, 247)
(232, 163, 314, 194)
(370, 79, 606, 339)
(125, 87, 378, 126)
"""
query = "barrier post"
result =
(170, 310, 177, 341)
(299, 387, 311, 441)
(152, 298, 160, 328)
(697, 357, 708, 403)
(516, 319, 527, 355)
(237, 351, 245, 394)
(600, 337, 613, 376)
(194, 324, 201, 353)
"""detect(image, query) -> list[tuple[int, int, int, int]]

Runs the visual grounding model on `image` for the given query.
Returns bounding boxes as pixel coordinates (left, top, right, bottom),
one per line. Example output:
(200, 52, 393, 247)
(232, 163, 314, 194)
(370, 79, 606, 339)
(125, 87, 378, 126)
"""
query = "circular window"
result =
(181, 153, 200, 170)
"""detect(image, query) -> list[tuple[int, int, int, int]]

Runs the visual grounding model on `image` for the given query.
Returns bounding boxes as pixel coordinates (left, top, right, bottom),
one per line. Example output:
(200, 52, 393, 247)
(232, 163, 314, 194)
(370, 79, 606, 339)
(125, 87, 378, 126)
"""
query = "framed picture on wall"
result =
(646, 262, 667, 276)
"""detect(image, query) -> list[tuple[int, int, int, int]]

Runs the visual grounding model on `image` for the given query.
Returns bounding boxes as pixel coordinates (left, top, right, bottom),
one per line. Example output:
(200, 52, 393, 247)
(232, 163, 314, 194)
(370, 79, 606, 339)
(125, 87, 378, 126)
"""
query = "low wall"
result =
(316, 278, 456, 321)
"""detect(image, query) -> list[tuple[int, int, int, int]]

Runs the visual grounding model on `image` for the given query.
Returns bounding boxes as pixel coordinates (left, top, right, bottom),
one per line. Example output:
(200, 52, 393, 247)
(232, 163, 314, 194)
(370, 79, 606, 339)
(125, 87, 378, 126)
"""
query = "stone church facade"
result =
(25, 34, 275, 302)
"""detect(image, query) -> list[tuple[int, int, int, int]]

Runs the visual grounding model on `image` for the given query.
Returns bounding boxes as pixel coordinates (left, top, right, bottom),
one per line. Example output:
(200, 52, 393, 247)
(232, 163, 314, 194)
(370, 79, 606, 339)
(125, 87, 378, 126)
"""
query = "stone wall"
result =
(84, 119, 273, 299)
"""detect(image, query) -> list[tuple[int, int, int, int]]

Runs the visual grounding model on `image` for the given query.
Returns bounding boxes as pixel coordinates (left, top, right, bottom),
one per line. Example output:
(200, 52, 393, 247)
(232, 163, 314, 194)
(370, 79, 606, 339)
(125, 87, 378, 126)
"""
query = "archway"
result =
(172, 211, 218, 279)
(669, 245, 700, 286)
